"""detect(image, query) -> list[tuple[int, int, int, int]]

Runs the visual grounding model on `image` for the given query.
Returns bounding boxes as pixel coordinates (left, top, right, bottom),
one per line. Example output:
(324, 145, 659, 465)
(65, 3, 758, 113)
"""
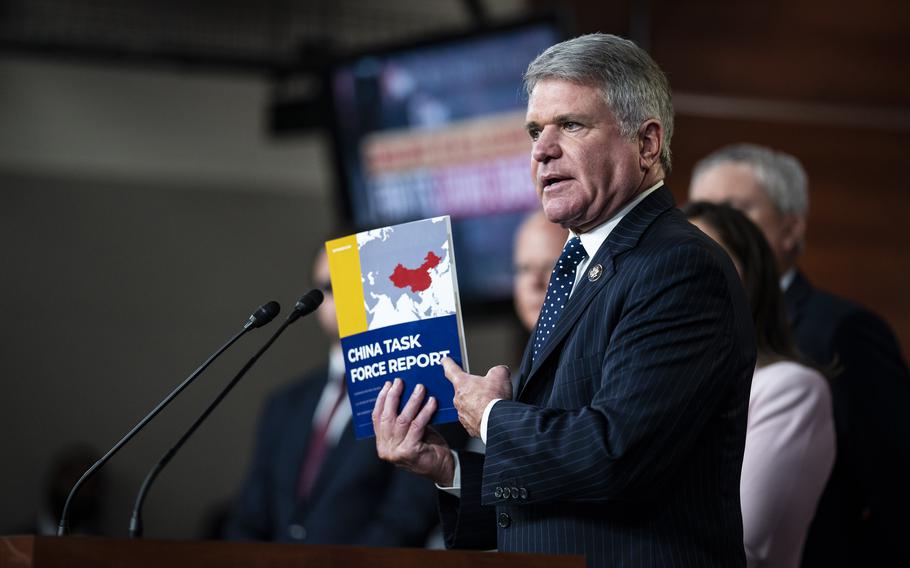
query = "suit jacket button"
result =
(494, 486, 503, 498)
(510, 487, 519, 499)
(519, 487, 528, 500)
(497, 512, 511, 528)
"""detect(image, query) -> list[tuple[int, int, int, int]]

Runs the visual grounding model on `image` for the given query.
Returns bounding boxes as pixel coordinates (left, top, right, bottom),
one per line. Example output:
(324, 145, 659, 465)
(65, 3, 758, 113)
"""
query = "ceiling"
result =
(0, 0, 528, 74)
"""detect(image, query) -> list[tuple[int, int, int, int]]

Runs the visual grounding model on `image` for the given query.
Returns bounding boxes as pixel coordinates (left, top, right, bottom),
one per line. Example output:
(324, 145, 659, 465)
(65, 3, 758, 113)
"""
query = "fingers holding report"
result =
(373, 378, 456, 487)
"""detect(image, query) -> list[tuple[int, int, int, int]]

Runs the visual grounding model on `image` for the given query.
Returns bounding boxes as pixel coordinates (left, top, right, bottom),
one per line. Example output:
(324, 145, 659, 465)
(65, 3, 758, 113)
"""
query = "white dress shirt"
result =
(313, 344, 351, 446)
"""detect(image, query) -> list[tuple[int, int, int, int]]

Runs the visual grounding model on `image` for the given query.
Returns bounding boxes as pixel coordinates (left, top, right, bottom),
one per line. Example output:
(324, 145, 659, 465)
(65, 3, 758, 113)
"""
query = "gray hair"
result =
(691, 144, 809, 216)
(524, 33, 674, 174)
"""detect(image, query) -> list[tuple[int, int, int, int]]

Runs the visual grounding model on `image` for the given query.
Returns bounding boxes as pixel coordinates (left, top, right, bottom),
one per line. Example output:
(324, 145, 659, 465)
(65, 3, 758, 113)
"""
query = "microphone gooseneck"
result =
(56, 300, 280, 536)
(128, 290, 324, 538)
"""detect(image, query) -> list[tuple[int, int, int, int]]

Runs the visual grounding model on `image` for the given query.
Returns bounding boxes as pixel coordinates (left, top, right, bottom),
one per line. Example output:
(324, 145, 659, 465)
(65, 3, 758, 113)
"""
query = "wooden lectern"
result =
(0, 535, 583, 568)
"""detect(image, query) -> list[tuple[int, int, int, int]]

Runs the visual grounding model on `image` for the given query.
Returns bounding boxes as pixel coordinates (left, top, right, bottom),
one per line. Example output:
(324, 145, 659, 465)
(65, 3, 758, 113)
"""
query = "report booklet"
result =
(325, 216, 468, 439)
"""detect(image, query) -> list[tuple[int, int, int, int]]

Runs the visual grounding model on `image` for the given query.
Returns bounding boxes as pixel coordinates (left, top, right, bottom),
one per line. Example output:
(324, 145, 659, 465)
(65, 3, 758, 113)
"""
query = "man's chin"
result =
(542, 205, 578, 229)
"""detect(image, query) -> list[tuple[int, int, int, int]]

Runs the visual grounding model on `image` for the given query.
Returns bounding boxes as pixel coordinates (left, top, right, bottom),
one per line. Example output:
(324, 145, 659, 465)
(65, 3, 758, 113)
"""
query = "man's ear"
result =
(638, 119, 664, 172)
(781, 213, 807, 259)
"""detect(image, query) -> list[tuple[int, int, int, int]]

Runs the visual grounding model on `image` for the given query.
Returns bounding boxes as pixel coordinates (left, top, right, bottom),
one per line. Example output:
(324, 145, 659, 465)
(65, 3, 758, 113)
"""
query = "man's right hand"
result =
(372, 378, 455, 486)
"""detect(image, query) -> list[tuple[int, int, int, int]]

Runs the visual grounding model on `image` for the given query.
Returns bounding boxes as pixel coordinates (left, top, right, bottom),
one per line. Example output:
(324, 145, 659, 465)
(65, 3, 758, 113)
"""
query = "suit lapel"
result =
(518, 187, 676, 399)
(515, 338, 533, 394)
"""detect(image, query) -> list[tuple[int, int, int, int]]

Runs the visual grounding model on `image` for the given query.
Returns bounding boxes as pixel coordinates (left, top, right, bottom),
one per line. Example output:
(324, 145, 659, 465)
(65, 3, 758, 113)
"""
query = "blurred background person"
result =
(683, 201, 835, 568)
(16, 444, 108, 536)
(223, 245, 440, 546)
(688, 145, 910, 566)
(462, 210, 568, 457)
(512, 209, 570, 333)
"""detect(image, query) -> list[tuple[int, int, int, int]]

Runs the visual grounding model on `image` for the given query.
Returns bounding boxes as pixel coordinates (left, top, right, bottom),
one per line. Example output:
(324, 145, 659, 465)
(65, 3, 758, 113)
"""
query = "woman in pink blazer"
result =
(684, 202, 836, 568)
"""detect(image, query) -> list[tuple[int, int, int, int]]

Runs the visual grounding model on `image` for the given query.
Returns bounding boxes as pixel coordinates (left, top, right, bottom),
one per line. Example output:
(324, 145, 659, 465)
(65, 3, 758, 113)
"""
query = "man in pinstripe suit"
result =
(373, 33, 757, 567)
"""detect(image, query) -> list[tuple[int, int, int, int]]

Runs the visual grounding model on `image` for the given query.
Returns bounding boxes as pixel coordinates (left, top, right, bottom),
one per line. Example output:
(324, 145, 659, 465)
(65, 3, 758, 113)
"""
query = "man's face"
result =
(526, 79, 644, 233)
(513, 215, 568, 332)
(689, 162, 802, 273)
(312, 250, 338, 338)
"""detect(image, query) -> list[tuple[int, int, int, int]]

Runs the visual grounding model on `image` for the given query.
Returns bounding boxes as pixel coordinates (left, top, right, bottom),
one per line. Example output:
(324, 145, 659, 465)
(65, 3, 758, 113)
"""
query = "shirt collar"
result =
(329, 343, 345, 382)
(571, 180, 664, 259)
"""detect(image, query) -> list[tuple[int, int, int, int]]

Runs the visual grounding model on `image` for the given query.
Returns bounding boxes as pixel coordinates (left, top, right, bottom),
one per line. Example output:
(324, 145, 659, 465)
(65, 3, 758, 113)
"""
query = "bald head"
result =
(513, 211, 569, 331)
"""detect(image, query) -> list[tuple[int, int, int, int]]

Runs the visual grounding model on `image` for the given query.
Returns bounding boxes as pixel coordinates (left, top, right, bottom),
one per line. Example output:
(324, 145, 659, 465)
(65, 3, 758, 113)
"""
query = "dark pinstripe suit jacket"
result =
(440, 187, 757, 567)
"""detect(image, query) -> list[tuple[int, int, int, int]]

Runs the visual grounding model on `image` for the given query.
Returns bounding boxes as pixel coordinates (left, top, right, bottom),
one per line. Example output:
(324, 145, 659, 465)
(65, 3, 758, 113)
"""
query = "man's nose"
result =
(532, 126, 561, 163)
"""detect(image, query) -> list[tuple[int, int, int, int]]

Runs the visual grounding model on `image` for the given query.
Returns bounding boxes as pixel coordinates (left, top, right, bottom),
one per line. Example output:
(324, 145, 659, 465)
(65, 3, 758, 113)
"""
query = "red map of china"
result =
(389, 251, 442, 293)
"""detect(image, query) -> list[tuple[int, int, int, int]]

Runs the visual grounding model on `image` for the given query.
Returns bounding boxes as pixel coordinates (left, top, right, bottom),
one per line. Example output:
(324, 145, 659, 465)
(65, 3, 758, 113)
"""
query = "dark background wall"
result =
(0, 45, 518, 539)
(1, 0, 908, 540)
(540, 0, 910, 355)
(0, 173, 326, 537)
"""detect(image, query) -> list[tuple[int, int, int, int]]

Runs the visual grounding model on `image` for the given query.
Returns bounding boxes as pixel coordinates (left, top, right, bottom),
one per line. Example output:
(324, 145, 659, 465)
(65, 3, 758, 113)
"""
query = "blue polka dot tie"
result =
(533, 236, 587, 362)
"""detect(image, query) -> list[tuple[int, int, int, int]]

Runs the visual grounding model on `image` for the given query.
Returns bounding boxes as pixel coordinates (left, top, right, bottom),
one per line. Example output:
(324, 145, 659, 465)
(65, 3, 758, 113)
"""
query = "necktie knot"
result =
(532, 236, 587, 362)
(555, 236, 585, 275)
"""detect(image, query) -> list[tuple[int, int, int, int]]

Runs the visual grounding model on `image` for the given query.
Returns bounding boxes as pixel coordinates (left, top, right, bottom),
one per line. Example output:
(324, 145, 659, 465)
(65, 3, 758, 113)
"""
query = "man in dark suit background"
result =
(223, 247, 439, 546)
(689, 143, 910, 567)
(372, 33, 757, 567)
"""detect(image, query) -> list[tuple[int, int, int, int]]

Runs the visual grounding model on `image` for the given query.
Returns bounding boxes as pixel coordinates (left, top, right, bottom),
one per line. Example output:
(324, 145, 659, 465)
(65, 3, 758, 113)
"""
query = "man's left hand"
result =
(442, 357, 512, 438)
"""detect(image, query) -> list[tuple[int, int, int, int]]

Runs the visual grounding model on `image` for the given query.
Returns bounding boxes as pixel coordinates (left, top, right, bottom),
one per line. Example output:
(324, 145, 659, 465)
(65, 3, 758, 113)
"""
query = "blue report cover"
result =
(325, 216, 468, 439)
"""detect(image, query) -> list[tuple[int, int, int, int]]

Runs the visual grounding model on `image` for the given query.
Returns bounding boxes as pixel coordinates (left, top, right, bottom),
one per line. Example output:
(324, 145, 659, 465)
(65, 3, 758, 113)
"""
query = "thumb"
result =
(488, 365, 511, 380)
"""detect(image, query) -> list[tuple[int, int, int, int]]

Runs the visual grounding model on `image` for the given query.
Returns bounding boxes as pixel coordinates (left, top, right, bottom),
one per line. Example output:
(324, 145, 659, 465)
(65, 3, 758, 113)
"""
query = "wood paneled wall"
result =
(537, 0, 910, 356)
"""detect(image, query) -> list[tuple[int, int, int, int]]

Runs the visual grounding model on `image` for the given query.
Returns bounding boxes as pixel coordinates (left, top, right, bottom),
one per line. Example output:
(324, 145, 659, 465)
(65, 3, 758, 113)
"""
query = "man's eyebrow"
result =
(524, 114, 587, 130)
(553, 113, 586, 123)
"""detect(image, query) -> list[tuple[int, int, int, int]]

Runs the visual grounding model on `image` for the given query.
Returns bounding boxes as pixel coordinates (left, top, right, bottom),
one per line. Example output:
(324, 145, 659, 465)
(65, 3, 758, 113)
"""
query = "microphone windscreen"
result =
(294, 289, 324, 318)
(249, 300, 281, 328)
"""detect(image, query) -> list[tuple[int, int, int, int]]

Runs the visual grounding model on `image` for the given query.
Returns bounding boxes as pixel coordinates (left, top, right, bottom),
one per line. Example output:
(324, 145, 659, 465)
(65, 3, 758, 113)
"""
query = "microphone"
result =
(56, 300, 280, 536)
(128, 290, 324, 538)
(245, 301, 281, 330)
(289, 288, 324, 323)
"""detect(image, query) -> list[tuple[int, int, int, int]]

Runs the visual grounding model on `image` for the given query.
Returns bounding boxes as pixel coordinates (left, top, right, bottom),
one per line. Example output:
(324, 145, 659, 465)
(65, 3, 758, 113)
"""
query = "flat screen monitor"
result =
(327, 17, 563, 309)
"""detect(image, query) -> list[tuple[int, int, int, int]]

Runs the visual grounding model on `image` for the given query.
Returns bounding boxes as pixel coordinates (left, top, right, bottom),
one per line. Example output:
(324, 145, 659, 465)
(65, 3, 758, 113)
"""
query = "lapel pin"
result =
(588, 263, 603, 282)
